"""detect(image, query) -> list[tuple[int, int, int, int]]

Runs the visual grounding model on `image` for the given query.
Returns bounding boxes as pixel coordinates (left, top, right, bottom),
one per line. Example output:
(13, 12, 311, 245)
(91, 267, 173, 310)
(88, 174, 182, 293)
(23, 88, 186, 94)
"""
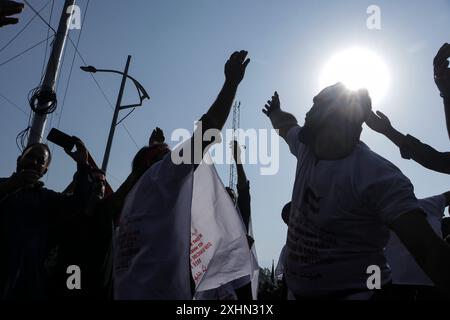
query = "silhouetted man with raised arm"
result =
(0, 140, 91, 299)
(366, 110, 450, 174)
(434, 43, 450, 139)
(229, 140, 251, 237)
(114, 50, 250, 300)
(363, 43, 450, 174)
(51, 128, 170, 300)
(263, 83, 450, 299)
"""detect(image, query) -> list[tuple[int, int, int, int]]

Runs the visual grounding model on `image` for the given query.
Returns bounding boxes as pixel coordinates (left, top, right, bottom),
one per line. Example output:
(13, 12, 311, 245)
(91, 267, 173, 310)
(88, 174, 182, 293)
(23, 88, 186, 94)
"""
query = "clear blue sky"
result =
(1, 0, 450, 268)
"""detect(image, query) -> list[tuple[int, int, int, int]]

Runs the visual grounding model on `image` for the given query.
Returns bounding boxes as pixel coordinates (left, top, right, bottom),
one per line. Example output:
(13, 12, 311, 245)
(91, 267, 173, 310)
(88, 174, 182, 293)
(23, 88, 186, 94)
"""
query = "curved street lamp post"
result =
(81, 55, 150, 173)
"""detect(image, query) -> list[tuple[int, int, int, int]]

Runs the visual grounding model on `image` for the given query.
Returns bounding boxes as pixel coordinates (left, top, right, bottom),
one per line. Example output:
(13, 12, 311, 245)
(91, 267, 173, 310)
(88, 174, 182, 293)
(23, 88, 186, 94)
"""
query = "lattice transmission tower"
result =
(228, 101, 241, 192)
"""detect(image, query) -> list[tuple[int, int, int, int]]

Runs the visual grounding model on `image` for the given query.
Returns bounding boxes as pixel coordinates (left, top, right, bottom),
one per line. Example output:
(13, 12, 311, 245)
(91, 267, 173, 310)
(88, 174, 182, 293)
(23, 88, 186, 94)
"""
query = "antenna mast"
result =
(228, 101, 240, 191)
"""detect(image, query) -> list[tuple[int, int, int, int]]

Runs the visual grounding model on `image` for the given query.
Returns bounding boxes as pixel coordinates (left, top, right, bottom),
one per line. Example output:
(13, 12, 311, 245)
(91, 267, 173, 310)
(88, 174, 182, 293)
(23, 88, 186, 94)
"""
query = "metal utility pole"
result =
(28, 0, 76, 146)
(229, 101, 241, 191)
(101, 55, 131, 173)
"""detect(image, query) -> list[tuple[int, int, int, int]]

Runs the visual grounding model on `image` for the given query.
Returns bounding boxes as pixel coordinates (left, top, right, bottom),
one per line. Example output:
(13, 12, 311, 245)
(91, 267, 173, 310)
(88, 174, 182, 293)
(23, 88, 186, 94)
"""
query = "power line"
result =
(67, 36, 140, 150)
(4, 1, 140, 154)
(0, 92, 28, 116)
(15, 112, 33, 152)
(40, 0, 55, 82)
(57, 0, 90, 130)
(121, 120, 140, 149)
(43, 34, 67, 147)
(116, 107, 136, 126)
(4, 0, 56, 153)
(65, 36, 114, 109)
(55, 35, 68, 94)
(0, 35, 54, 68)
(46, 0, 89, 184)
(106, 172, 122, 185)
(22, 1, 136, 186)
(22, 0, 56, 34)
(0, 0, 51, 54)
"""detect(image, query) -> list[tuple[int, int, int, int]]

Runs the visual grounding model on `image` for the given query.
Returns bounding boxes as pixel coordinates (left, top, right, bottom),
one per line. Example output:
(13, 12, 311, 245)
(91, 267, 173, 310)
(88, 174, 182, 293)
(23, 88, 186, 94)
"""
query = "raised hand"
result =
(149, 127, 165, 145)
(365, 110, 392, 135)
(0, 1, 24, 27)
(65, 137, 88, 165)
(262, 91, 281, 117)
(434, 43, 450, 98)
(224, 50, 250, 86)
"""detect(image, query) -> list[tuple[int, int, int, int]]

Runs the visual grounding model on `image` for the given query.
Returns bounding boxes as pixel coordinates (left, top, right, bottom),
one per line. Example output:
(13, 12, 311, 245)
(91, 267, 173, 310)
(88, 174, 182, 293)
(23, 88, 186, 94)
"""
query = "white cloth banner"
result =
(194, 220, 260, 300)
(191, 154, 253, 292)
(114, 142, 254, 299)
(248, 221, 260, 300)
(114, 139, 194, 300)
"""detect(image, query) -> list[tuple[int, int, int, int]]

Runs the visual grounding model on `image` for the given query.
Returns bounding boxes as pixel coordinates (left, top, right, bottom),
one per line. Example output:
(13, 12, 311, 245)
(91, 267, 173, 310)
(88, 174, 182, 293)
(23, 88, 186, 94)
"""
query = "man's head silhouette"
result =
(16, 143, 52, 177)
(300, 82, 372, 159)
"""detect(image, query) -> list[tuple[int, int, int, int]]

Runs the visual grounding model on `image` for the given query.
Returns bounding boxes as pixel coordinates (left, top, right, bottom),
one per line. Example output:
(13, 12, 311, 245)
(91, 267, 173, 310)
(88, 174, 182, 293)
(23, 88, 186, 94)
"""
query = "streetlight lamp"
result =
(81, 55, 150, 173)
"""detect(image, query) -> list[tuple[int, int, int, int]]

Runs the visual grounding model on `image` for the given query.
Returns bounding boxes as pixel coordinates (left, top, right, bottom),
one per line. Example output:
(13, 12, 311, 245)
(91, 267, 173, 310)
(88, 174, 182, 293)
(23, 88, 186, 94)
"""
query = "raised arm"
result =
(231, 140, 250, 232)
(231, 141, 248, 191)
(443, 190, 450, 204)
(205, 50, 250, 131)
(400, 136, 450, 174)
(183, 51, 250, 167)
(366, 110, 406, 147)
(169, 51, 249, 170)
(433, 43, 450, 140)
(390, 210, 450, 294)
(262, 91, 298, 141)
(61, 138, 91, 203)
(366, 110, 450, 174)
(49, 138, 93, 223)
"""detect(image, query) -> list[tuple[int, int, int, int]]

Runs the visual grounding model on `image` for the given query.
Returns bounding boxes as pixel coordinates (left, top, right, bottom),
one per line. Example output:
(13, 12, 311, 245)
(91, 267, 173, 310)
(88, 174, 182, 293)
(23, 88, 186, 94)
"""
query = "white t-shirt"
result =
(385, 195, 446, 286)
(284, 126, 421, 297)
(275, 245, 287, 280)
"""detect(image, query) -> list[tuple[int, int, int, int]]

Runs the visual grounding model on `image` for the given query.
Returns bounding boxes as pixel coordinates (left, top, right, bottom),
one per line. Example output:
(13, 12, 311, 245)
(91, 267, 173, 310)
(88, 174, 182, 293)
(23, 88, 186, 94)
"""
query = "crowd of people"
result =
(1, 1, 450, 300)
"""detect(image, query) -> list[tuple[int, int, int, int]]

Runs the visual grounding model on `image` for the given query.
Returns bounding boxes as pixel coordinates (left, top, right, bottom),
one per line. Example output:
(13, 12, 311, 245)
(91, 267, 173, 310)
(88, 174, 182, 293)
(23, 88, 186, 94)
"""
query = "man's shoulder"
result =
(286, 125, 302, 144)
(349, 142, 409, 184)
(353, 142, 400, 170)
(38, 185, 63, 199)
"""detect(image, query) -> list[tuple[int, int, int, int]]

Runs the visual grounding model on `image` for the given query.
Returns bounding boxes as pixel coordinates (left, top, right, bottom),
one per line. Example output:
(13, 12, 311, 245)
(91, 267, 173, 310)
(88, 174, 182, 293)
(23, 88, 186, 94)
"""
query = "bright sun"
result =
(319, 47, 390, 104)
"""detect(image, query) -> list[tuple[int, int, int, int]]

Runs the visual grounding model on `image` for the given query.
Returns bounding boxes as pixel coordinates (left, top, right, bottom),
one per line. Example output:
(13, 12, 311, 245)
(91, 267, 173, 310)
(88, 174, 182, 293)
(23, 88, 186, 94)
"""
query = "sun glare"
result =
(319, 47, 390, 104)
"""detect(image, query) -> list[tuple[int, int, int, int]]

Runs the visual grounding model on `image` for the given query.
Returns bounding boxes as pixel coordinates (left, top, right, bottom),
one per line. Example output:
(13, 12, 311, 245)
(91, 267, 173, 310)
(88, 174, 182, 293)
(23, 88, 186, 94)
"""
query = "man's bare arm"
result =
(434, 43, 450, 139)
(366, 110, 450, 174)
(390, 210, 450, 294)
(262, 91, 298, 141)
(231, 140, 251, 231)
